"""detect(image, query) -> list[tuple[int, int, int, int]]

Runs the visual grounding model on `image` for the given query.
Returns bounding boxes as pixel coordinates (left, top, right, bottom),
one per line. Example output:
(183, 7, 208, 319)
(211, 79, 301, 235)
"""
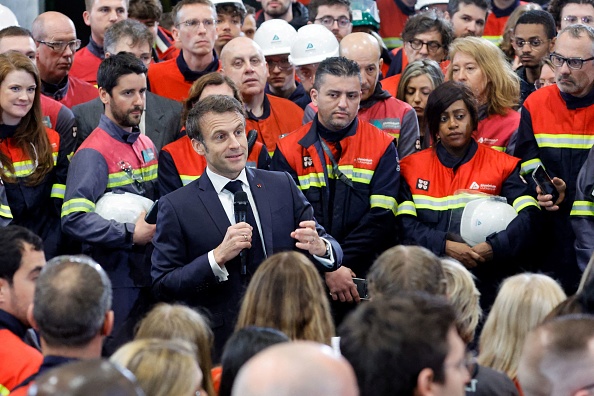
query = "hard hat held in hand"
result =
(460, 197, 518, 247)
(94, 192, 154, 224)
(289, 24, 339, 66)
(254, 19, 298, 56)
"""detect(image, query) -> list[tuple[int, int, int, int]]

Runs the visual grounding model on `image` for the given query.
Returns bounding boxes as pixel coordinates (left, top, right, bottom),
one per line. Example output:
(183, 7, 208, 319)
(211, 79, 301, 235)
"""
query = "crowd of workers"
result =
(1, 0, 594, 394)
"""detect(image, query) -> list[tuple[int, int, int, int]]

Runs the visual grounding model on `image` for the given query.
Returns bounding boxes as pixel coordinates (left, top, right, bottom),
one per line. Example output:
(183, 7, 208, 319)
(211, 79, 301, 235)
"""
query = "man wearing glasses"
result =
(31, 12, 99, 109)
(148, 0, 221, 101)
(515, 24, 594, 293)
(308, 0, 352, 43)
(512, 10, 557, 106)
(549, 0, 594, 30)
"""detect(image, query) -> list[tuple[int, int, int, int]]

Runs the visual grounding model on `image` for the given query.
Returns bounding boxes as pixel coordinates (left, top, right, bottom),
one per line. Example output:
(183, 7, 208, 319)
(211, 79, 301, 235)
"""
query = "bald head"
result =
(221, 37, 269, 100)
(232, 342, 359, 396)
(220, 36, 264, 67)
(339, 32, 381, 101)
(32, 11, 76, 41)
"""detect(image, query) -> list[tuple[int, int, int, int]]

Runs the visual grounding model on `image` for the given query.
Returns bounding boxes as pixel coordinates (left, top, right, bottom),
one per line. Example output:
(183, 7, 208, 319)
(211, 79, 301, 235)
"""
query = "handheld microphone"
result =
(234, 191, 248, 275)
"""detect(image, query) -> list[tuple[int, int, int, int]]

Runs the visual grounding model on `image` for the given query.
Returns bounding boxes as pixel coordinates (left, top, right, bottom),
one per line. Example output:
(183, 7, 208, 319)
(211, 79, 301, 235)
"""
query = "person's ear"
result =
(416, 368, 436, 396)
(83, 11, 91, 27)
(192, 138, 207, 156)
(102, 310, 114, 336)
(27, 304, 39, 331)
(99, 87, 110, 106)
(311, 88, 319, 106)
(0, 278, 7, 304)
(549, 37, 556, 53)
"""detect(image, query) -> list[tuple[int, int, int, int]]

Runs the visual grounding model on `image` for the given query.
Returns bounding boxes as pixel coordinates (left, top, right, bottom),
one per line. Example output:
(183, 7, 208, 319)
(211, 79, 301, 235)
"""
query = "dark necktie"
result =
(224, 180, 266, 271)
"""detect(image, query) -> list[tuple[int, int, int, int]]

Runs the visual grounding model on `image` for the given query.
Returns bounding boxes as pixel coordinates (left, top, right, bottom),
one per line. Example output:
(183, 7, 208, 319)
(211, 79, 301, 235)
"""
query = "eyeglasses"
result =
(295, 64, 319, 80)
(534, 78, 556, 89)
(550, 53, 594, 70)
(445, 351, 476, 375)
(314, 16, 351, 28)
(118, 160, 145, 195)
(577, 382, 594, 392)
(37, 39, 81, 53)
(408, 39, 443, 53)
(512, 38, 549, 50)
(175, 18, 217, 30)
(562, 15, 594, 25)
(266, 58, 292, 71)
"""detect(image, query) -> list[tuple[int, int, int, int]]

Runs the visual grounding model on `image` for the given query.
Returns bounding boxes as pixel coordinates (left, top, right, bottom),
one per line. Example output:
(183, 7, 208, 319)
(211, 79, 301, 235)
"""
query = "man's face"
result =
(0, 36, 36, 60)
(192, 110, 248, 179)
(313, 5, 352, 42)
(513, 23, 554, 68)
(135, 18, 159, 41)
(173, 4, 218, 58)
(0, 244, 45, 326)
(432, 327, 471, 396)
(216, 11, 243, 51)
(223, 41, 268, 99)
(404, 29, 446, 63)
(266, 54, 295, 91)
(311, 74, 361, 131)
(553, 32, 594, 98)
(101, 73, 147, 129)
(242, 13, 257, 39)
(560, 3, 594, 30)
(83, 0, 128, 45)
(295, 63, 319, 95)
(35, 18, 78, 84)
(449, 3, 487, 37)
(109, 37, 152, 67)
(343, 48, 381, 101)
(261, 0, 292, 18)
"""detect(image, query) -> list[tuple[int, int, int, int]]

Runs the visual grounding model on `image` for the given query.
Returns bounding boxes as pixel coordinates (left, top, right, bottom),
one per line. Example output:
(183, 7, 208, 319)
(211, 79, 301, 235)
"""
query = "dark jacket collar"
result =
(298, 114, 358, 147)
(492, 0, 520, 18)
(41, 77, 69, 102)
(393, 0, 416, 16)
(435, 139, 478, 170)
(98, 114, 141, 144)
(246, 94, 271, 121)
(86, 36, 105, 60)
(561, 87, 594, 110)
(0, 124, 19, 140)
(0, 309, 28, 339)
(256, 2, 309, 29)
(360, 82, 392, 109)
(176, 50, 219, 82)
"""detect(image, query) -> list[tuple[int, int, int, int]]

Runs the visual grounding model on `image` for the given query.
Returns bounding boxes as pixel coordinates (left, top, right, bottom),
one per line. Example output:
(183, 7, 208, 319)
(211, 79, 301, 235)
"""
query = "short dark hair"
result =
(308, 0, 351, 23)
(448, 0, 490, 17)
(0, 26, 33, 42)
(339, 293, 457, 396)
(514, 10, 557, 40)
(426, 81, 479, 144)
(548, 0, 594, 27)
(0, 226, 43, 285)
(33, 255, 113, 348)
(128, 0, 163, 21)
(219, 327, 290, 396)
(172, 0, 216, 25)
(543, 315, 594, 358)
(104, 19, 154, 55)
(97, 51, 148, 95)
(402, 10, 455, 54)
(186, 94, 245, 142)
(313, 56, 361, 91)
(216, 3, 247, 23)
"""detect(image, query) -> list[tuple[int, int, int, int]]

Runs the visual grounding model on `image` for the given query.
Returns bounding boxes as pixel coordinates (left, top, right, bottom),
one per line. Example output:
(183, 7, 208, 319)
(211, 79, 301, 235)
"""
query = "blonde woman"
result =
(448, 36, 521, 154)
(478, 273, 566, 393)
(135, 304, 215, 396)
(110, 338, 205, 396)
(236, 251, 335, 344)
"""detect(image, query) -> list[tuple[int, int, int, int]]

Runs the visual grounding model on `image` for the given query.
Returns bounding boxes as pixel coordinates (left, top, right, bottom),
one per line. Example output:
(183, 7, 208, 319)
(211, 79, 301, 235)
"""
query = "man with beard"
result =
(61, 52, 157, 355)
(447, 0, 489, 38)
(512, 10, 557, 106)
(255, 0, 309, 30)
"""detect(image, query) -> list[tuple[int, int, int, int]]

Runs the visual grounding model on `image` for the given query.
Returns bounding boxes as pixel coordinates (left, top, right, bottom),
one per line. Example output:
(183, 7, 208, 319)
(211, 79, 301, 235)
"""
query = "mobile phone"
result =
(532, 165, 559, 204)
(144, 200, 159, 224)
(353, 277, 369, 300)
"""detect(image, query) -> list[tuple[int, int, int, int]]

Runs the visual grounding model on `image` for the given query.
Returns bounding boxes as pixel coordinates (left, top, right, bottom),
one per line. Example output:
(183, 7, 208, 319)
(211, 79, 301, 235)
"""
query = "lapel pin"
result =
(257, 184, 262, 188)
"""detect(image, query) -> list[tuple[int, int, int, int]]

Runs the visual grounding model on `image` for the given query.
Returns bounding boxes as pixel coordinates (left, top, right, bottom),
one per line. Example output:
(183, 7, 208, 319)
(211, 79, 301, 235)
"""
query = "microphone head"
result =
(234, 191, 248, 210)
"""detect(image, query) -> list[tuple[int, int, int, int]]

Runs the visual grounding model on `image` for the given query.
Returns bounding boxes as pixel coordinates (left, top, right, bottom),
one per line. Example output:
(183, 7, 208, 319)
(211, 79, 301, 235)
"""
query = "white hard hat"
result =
(211, 0, 246, 10)
(253, 19, 298, 56)
(289, 24, 339, 66)
(94, 192, 154, 224)
(0, 5, 18, 29)
(460, 198, 518, 247)
(415, 0, 448, 11)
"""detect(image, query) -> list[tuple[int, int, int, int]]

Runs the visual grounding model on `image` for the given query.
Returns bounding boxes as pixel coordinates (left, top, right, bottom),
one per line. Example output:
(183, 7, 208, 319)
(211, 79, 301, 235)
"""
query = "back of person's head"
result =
(447, 0, 490, 17)
(367, 245, 447, 299)
(219, 327, 290, 396)
(0, 225, 43, 286)
(515, 9, 556, 40)
(235, 251, 335, 344)
(441, 258, 481, 344)
(32, 256, 112, 348)
(182, 72, 242, 126)
(104, 19, 154, 55)
(110, 338, 202, 396)
(426, 81, 478, 143)
(29, 359, 145, 396)
(97, 51, 148, 95)
(135, 303, 214, 396)
(313, 55, 361, 91)
(339, 293, 457, 396)
(478, 273, 566, 380)
(232, 341, 359, 396)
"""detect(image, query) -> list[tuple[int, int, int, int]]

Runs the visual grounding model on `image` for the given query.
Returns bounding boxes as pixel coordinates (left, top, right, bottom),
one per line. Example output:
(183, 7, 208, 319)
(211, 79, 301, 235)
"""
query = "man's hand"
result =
(133, 211, 157, 246)
(325, 266, 360, 303)
(213, 222, 253, 266)
(472, 241, 493, 262)
(445, 240, 484, 269)
(291, 220, 327, 257)
(536, 177, 566, 211)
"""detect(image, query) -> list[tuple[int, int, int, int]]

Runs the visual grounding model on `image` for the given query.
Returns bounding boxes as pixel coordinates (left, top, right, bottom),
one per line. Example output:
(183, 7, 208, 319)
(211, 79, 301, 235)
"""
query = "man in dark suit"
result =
(151, 95, 342, 360)
(72, 19, 181, 151)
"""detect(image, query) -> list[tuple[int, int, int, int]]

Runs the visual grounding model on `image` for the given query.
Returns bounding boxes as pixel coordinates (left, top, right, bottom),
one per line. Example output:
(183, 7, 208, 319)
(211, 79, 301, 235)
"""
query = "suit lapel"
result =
(145, 94, 164, 143)
(196, 173, 231, 238)
(247, 168, 273, 255)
